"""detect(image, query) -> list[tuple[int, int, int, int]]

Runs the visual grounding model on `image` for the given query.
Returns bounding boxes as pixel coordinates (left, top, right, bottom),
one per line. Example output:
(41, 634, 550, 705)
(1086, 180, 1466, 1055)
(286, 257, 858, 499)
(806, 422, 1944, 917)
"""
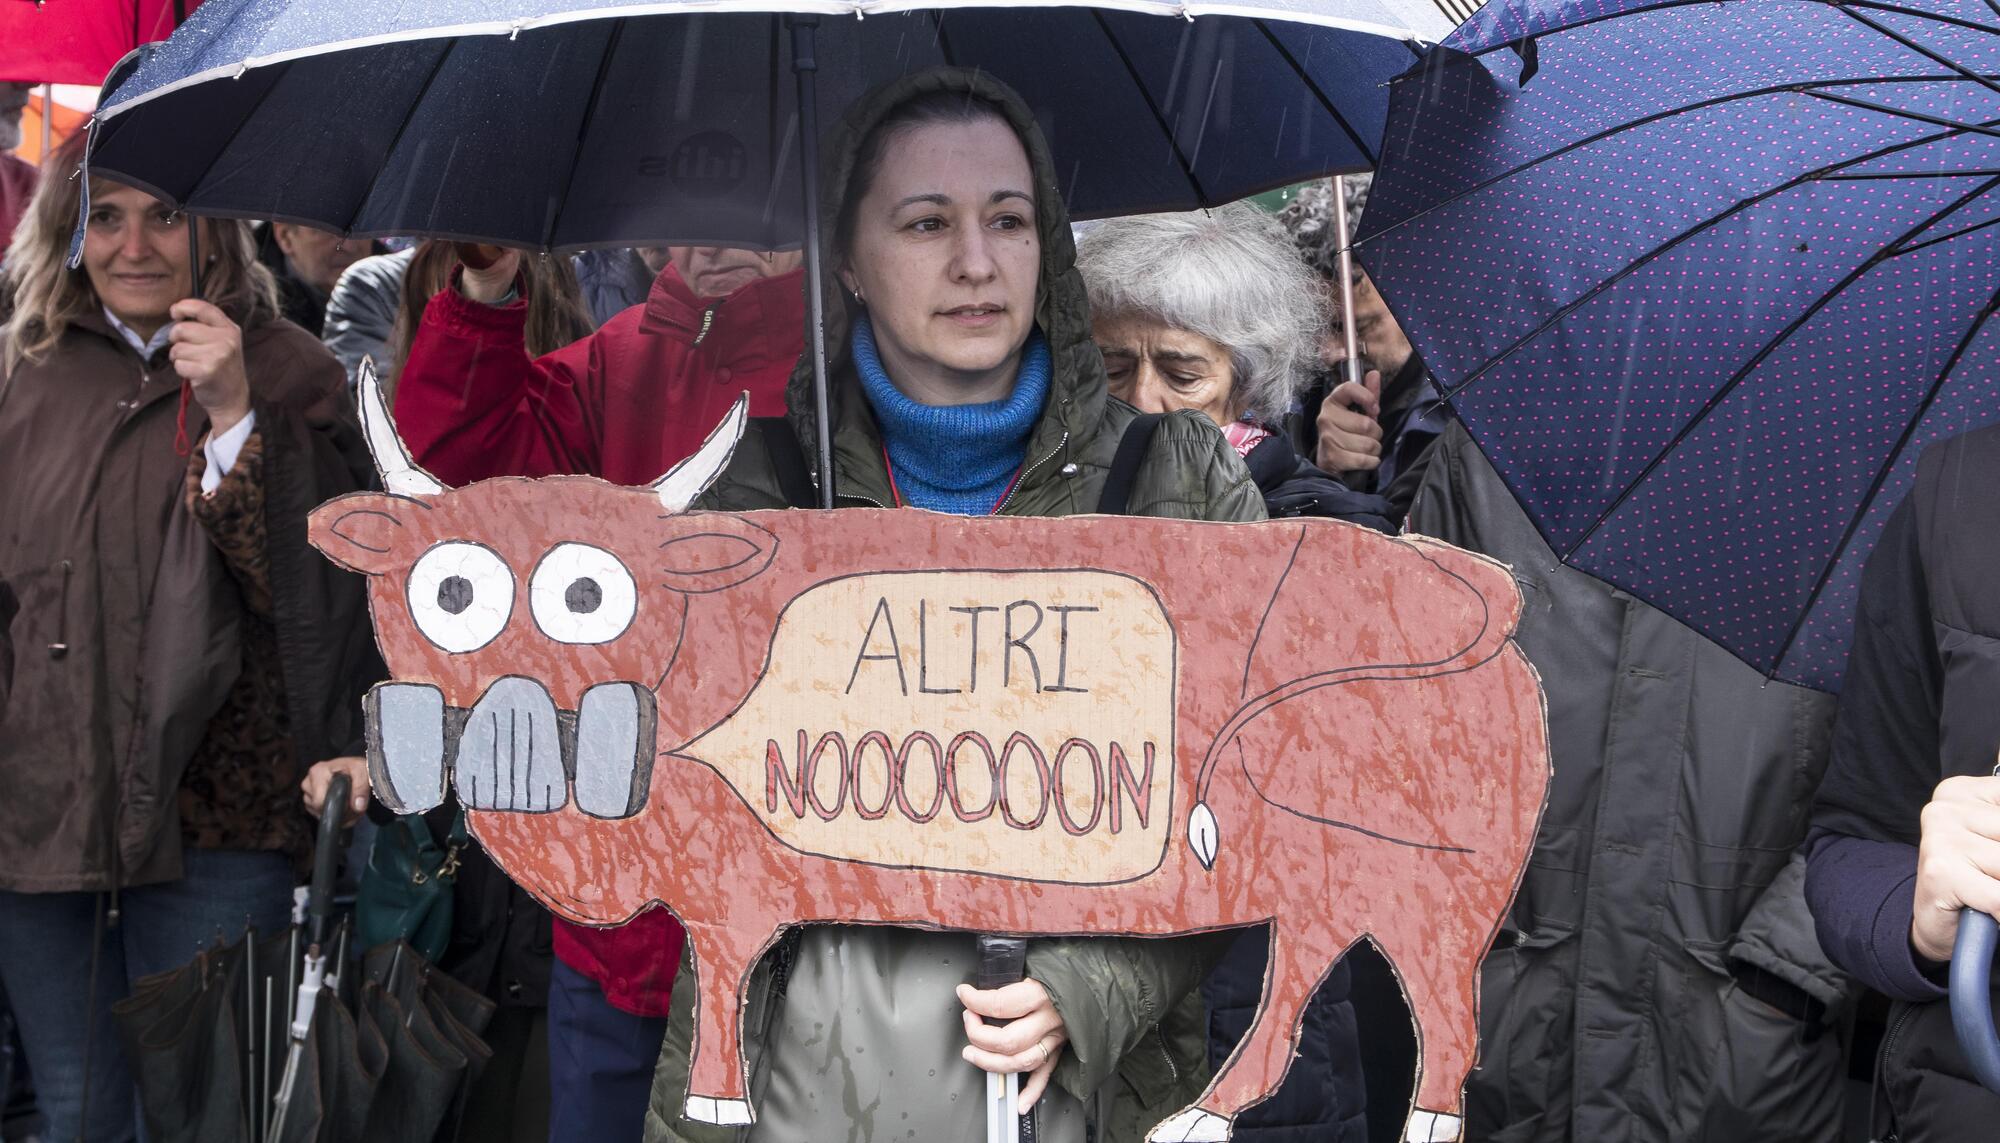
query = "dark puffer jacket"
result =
(1407, 422, 1854, 1142)
(1807, 423, 2000, 1142)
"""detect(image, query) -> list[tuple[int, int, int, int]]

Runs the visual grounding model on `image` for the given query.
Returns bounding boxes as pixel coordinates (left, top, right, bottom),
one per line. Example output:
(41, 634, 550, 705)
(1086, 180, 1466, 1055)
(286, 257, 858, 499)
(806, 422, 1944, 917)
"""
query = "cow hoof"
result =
(1149, 1108, 1230, 1142)
(685, 1096, 754, 1125)
(1404, 1110, 1462, 1142)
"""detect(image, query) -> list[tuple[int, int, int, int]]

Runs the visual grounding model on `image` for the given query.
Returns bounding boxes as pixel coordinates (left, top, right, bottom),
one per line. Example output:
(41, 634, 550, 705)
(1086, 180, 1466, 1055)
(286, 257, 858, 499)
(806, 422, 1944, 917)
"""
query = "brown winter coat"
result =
(0, 312, 381, 892)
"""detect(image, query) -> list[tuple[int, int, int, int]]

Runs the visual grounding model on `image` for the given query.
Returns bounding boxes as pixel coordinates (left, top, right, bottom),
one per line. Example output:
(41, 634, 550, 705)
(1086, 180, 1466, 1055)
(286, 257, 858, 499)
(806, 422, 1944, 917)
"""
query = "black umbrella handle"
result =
(1952, 909, 2000, 1093)
(308, 772, 350, 949)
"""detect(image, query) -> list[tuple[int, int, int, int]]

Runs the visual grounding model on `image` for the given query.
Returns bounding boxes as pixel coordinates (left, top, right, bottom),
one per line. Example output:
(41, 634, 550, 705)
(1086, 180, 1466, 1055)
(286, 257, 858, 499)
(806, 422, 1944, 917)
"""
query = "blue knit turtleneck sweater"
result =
(852, 315, 1050, 516)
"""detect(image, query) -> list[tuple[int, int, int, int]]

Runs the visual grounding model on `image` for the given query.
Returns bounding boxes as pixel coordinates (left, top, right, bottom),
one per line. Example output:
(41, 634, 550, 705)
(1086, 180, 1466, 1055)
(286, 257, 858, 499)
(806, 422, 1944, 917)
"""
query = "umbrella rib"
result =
(1363, 73, 1974, 244)
(1451, 0, 1779, 58)
(935, 12, 959, 68)
(1554, 172, 2000, 563)
(1828, 167, 2000, 177)
(1432, 112, 2000, 405)
(1890, 206, 2000, 255)
(1800, 87, 2000, 138)
(542, 17, 630, 251)
(1827, 5, 2000, 97)
(1764, 280, 2000, 676)
(341, 40, 460, 237)
(1089, 10, 1210, 204)
(1250, 19, 1374, 165)
(1833, 0, 1999, 38)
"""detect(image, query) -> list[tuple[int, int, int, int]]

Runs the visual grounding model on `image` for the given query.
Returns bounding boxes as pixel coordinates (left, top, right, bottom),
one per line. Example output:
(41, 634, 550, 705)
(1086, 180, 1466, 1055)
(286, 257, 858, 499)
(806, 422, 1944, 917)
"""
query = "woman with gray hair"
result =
(1078, 203, 1380, 1143)
(1078, 204, 1391, 530)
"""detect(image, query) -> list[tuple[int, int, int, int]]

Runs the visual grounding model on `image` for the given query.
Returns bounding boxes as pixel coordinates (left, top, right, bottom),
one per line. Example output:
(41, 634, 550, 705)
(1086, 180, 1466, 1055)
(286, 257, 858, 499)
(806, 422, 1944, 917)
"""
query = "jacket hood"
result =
(785, 67, 1105, 500)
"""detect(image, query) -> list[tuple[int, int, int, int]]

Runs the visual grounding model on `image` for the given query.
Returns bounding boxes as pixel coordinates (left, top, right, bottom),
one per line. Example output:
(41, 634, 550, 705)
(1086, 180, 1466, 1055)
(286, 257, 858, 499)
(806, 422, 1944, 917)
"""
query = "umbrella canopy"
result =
(0, 0, 201, 84)
(83, 0, 1449, 250)
(1358, 0, 2000, 692)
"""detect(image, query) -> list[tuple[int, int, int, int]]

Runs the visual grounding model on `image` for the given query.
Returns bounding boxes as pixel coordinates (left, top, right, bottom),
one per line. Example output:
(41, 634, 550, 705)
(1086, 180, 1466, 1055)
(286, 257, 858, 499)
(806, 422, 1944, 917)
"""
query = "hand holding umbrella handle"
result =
(308, 772, 350, 950)
(1953, 909, 2000, 1093)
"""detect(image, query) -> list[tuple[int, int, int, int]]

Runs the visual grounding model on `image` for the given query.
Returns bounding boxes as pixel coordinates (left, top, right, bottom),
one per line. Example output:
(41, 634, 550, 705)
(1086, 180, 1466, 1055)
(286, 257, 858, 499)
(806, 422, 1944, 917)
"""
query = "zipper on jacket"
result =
(692, 306, 717, 347)
(996, 431, 1071, 515)
(47, 558, 72, 659)
(1871, 1003, 1919, 1142)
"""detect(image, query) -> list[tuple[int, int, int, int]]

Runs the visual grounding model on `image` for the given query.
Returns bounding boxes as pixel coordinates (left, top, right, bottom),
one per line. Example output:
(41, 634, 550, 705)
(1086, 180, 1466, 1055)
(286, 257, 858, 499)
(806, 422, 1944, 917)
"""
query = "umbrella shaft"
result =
(1331, 174, 1361, 389)
(790, 17, 836, 509)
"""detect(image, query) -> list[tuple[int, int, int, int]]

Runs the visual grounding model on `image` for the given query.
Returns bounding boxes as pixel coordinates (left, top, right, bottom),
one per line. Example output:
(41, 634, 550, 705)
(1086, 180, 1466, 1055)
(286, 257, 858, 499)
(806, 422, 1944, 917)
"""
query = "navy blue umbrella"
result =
(1358, 0, 2000, 694)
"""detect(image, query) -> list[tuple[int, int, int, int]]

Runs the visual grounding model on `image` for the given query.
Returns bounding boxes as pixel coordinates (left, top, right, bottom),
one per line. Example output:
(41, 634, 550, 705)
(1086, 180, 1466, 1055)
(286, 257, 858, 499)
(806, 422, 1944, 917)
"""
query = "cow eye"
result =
(406, 542, 514, 653)
(531, 543, 637, 645)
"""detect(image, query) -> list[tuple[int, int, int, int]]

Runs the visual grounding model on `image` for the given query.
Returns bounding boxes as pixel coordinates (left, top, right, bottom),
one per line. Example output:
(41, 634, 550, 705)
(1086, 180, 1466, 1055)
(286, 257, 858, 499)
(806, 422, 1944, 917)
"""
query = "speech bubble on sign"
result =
(685, 570, 1176, 883)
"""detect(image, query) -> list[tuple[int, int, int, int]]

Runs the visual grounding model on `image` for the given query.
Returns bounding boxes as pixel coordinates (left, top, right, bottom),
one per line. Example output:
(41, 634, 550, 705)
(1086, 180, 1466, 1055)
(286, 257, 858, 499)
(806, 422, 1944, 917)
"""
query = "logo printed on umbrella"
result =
(641, 131, 749, 198)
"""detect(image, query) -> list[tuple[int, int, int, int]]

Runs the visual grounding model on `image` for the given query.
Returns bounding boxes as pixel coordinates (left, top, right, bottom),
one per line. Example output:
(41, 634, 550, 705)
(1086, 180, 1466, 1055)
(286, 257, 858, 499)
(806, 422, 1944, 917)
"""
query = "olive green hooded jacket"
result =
(643, 67, 1264, 1143)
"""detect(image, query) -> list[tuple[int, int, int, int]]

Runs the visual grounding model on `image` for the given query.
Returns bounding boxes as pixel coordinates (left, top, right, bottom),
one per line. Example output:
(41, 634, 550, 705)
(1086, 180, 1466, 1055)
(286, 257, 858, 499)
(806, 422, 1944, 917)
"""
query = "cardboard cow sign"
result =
(309, 366, 1551, 1143)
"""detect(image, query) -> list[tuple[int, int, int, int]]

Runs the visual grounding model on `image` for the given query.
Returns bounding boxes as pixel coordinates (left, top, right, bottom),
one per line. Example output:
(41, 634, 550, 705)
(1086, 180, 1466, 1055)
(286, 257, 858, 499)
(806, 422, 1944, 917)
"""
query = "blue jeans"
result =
(547, 958, 668, 1143)
(0, 848, 294, 1143)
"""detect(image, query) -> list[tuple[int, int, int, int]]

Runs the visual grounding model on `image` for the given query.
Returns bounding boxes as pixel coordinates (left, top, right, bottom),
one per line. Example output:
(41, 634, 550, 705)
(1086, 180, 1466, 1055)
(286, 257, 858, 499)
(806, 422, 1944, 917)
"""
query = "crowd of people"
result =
(2, 64, 1999, 1143)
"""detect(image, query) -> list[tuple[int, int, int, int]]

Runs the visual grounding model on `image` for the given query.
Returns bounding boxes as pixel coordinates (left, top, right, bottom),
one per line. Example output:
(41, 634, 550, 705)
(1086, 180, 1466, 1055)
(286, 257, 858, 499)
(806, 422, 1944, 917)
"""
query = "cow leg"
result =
(1376, 904, 1488, 1143)
(1149, 928, 1329, 1143)
(681, 925, 759, 1127)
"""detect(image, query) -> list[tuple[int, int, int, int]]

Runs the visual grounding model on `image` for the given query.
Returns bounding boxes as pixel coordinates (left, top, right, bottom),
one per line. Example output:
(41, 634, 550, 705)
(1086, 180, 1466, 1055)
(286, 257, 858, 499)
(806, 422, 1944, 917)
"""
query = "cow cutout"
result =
(311, 361, 1551, 1143)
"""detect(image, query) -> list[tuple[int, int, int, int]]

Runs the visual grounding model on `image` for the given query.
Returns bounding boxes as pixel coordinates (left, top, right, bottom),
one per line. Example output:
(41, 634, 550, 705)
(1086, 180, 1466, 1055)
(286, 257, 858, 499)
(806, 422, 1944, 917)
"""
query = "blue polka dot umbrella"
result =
(1358, 0, 2000, 692)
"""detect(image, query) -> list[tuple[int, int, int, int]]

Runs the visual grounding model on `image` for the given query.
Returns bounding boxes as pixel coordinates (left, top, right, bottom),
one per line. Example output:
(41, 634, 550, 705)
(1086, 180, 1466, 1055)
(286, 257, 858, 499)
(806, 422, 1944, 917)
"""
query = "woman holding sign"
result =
(644, 69, 1263, 1143)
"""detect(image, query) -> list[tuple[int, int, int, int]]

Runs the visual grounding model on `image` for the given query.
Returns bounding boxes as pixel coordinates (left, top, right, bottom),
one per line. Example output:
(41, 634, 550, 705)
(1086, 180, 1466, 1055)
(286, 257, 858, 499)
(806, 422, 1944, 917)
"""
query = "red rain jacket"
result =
(394, 263, 805, 1015)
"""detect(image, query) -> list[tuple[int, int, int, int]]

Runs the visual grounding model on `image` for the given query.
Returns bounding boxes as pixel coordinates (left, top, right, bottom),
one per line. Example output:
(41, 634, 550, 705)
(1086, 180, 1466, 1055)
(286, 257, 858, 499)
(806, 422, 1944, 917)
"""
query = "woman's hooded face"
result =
(840, 115, 1041, 406)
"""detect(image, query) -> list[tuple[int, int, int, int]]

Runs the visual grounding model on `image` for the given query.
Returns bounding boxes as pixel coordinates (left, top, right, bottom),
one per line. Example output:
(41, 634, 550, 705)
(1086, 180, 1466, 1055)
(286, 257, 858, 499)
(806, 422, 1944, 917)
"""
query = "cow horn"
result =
(357, 356, 447, 497)
(652, 393, 749, 512)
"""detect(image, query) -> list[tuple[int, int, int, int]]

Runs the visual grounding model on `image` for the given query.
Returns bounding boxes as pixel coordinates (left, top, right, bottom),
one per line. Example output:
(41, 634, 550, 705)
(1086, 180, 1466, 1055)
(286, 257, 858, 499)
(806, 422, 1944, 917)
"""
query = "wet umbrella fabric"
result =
(82, 0, 1445, 249)
(1357, 0, 2000, 693)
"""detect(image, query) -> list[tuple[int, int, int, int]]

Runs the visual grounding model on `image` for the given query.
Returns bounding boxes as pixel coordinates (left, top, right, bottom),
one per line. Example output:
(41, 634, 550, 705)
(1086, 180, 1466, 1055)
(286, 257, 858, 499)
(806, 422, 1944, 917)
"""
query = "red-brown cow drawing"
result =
(309, 365, 1550, 1143)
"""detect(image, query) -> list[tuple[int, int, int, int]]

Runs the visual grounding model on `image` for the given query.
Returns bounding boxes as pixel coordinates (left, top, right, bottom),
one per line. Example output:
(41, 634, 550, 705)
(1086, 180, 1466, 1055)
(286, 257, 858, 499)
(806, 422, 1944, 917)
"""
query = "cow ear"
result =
(657, 515, 777, 595)
(310, 493, 425, 576)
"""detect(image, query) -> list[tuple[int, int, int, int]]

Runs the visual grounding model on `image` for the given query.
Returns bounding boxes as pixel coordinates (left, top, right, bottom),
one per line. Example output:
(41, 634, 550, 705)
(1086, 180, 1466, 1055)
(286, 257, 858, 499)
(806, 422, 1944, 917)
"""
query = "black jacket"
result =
(1242, 434, 1393, 531)
(1408, 422, 1854, 1142)
(1807, 423, 2000, 1141)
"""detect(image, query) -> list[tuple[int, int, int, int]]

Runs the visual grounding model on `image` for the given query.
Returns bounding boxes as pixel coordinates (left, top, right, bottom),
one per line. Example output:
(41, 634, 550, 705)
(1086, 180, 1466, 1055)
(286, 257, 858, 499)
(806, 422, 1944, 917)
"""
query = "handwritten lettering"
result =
(846, 596, 1100, 695)
(764, 729, 1156, 838)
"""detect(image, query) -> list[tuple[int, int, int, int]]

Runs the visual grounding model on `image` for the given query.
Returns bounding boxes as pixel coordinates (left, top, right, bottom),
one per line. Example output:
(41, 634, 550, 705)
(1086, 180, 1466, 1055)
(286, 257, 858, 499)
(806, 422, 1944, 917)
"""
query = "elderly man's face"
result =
(0, 84, 33, 152)
(1324, 268, 1413, 378)
(1094, 312, 1239, 427)
(667, 245, 802, 301)
(272, 222, 367, 295)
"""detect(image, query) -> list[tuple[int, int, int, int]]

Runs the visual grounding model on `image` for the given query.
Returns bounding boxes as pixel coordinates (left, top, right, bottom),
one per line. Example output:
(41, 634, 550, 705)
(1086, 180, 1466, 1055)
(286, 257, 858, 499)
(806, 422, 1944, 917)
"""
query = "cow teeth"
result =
(574, 682, 656, 819)
(365, 683, 447, 814)
(456, 677, 568, 812)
